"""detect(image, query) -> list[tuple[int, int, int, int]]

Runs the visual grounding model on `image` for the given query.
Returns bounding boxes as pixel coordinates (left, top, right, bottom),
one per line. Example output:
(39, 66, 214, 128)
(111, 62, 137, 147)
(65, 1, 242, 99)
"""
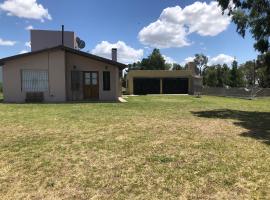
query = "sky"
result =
(0, 0, 259, 67)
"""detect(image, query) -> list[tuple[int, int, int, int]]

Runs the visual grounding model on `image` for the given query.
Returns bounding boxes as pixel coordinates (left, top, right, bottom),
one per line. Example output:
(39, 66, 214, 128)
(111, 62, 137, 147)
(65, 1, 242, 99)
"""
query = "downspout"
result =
(64, 50, 69, 101)
(47, 51, 51, 96)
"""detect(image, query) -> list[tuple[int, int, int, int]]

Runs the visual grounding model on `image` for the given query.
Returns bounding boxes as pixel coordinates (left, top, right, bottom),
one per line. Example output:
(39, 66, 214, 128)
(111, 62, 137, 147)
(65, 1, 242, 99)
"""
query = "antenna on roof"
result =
(76, 37, 85, 50)
(61, 25, 64, 46)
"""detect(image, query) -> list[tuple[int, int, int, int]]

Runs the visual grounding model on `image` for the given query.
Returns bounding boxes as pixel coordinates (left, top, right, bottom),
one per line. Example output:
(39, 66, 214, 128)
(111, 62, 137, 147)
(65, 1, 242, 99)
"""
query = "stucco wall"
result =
(66, 52, 120, 101)
(2, 50, 66, 102)
(31, 30, 76, 51)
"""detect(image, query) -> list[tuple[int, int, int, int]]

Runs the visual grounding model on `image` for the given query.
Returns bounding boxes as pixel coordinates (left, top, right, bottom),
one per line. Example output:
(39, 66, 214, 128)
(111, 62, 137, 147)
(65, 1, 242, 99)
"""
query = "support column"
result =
(160, 78, 163, 94)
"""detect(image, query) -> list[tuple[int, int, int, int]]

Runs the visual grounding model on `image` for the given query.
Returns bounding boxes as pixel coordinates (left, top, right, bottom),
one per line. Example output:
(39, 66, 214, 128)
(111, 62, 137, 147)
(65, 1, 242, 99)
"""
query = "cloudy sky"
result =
(0, 0, 258, 66)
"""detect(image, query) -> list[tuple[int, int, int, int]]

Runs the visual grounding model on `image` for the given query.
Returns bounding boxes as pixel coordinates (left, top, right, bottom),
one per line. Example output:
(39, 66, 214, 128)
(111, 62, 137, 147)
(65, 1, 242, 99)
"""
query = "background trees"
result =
(126, 46, 268, 88)
(217, 0, 270, 87)
(127, 48, 169, 70)
(172, 63, 183, 70)
(230, 60, 245, 87)
(194, 54, 208, 75)
(239, 61, 255, 87)
(203, 61, 247, 88)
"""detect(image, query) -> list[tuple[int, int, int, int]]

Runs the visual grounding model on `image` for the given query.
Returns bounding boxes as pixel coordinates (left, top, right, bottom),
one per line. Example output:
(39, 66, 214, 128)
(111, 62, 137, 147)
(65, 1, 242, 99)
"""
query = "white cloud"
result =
(19, 50, 28, 54)
(25, 25, 34, 30)
(163, 55, 176, 64)
(138, 19, 190, 48)
(180, 56, 195, 65)
(208, 54, 235, 65)
(181, 54, 235, 66)
(0, 38, 16, 46)
(0, 0, 52, 21)
(25, 41, 31, 48)
(138, 1, 230, 48)
(91, 41, 144, 64)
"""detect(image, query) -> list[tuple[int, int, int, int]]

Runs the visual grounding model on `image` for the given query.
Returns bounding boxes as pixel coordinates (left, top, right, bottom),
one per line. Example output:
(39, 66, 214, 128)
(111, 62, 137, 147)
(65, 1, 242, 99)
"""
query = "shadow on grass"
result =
(192, 109, 270, 145)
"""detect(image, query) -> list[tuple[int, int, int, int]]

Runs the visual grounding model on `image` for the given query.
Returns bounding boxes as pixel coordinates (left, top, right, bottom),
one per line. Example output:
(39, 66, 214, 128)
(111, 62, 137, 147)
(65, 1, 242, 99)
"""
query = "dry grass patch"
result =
(0, 95, 269, 199)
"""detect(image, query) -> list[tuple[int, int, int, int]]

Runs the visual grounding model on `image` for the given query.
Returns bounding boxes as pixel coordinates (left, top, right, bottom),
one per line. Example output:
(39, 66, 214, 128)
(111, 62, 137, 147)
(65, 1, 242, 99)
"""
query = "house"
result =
(0, 67, 2, 83)
(0, 29, 126, 103)
(126, 63, 202, 95)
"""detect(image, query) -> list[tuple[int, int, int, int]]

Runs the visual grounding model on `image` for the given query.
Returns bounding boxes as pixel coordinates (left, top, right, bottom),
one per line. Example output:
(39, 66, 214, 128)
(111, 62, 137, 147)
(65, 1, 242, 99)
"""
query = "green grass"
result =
(0, 94, 270, 199)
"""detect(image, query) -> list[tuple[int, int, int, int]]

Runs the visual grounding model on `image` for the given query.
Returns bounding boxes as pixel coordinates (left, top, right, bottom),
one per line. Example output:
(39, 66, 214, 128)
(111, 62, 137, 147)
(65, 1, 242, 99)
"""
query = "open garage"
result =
(162, 78, 189, 94)
(133, 78, 160, 95)
(127, 63, 202, 95)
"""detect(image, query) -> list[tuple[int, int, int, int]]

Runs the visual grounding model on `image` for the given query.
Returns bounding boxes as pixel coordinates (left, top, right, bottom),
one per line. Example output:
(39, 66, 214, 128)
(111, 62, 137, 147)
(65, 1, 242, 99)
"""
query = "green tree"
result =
(145, 49, 166, 70)
(216, 65, 224, 87)
(217, 0, 270, 87)
(222, 64, 231, 86)
(239, 61, 256, 87)
(203, 66, 218, 87)
(256, 54, 270, 87)
(128, 49, 167, 70)
(230, 60, 244, 87)
(194, 53, 208, 75)
(172, 63, 182, 70)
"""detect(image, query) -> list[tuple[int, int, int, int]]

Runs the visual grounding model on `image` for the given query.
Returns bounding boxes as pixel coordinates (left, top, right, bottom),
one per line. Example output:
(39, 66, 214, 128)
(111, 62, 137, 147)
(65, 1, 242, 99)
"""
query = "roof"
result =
(0, 45, 126, 69)
(127, 69, 196, 78)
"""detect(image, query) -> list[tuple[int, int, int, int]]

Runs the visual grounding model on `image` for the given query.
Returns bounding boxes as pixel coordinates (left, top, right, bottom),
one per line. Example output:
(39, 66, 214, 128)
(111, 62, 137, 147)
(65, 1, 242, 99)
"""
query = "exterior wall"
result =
(0, 66, 2, 83)
(66, 52, 120, 101)
(31, 30, 76, 51)
(191, 76, 203, 94)
(127, 70, 196, 94)
(202, 87, 270, 97)
(2, 50, 66, 102)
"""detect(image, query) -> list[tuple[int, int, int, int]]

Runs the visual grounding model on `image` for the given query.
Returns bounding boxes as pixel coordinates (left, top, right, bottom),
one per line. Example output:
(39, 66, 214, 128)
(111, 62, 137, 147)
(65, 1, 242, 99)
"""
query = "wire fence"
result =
(202, 87, 270, 98)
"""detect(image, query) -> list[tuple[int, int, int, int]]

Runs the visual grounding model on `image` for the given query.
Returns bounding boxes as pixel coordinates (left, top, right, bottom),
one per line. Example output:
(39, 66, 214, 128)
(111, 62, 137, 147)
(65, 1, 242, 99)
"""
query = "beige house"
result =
(126, 63, 202, 95)
(0, 30, 126, 103)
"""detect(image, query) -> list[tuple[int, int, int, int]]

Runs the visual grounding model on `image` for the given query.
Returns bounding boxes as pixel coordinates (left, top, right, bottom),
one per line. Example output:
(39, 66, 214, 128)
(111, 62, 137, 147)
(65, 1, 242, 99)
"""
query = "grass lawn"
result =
(0, 95, 270, 199)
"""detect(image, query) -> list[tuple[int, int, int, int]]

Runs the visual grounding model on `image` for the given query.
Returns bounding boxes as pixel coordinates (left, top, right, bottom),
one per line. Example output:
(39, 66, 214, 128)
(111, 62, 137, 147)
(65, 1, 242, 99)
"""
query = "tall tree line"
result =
(216, 0, 270, 87)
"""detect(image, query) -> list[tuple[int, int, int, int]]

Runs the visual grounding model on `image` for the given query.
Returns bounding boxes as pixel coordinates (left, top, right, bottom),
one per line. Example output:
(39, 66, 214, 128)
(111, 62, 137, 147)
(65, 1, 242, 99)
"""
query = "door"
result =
(162, 78, 189, 94)
(133, 78, 160, 95)
(83, 71, 99, 99)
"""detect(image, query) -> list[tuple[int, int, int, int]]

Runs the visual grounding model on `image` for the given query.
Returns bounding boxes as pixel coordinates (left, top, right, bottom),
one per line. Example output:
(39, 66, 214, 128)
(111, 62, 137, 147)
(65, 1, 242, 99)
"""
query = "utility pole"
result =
(250, 59, 256, 99)
(253, 59, 256, 87)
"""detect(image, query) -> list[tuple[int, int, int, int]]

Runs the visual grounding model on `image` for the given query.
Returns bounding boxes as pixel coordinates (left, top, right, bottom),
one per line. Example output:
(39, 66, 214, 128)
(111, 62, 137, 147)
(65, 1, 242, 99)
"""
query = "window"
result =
(103, 71, 110, 91)
(92, 72, 97, 85)
(22, 70, 48, 92)
(71, 71, 80, 91)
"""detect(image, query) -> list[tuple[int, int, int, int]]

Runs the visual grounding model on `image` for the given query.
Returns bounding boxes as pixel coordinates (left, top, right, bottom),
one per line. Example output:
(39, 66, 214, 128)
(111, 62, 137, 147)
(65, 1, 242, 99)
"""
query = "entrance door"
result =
(83, 71, 99, 99)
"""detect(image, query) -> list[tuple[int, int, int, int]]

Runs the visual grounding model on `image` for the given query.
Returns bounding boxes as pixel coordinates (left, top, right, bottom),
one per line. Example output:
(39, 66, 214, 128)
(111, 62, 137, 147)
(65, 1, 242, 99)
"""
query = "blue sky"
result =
(0, 0, 258, 66)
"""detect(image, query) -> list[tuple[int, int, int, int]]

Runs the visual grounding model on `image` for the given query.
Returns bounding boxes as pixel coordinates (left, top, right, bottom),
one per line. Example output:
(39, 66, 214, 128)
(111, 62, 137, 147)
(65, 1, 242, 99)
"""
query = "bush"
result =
(0, 82, 2, 93)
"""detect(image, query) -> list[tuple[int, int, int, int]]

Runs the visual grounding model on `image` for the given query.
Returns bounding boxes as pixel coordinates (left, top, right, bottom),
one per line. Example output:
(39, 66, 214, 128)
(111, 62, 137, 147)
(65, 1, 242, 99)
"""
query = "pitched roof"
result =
(0, 45, 127, 69)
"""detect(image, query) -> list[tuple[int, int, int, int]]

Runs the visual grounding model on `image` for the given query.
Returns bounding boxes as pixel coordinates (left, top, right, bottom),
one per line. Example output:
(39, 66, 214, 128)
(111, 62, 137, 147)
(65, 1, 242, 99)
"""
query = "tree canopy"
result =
(194, 53, 208, 75)
(127, 49, 174, 71)
(217, 0, 270, 87)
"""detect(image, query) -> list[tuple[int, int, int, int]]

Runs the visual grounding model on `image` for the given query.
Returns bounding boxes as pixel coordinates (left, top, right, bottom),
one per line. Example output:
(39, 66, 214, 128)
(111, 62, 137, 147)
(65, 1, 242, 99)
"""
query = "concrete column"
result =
(160, 78, 163, 94)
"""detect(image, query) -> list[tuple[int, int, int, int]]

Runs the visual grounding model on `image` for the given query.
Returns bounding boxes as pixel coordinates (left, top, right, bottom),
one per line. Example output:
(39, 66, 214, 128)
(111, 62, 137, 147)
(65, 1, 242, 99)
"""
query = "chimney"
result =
(188, 62, 197, 75)
(112, 48, 117, 62)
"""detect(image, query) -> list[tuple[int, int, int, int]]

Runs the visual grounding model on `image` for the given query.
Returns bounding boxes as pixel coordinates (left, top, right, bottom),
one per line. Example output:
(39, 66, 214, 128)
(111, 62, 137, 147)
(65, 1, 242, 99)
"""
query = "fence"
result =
(202, 87, 270, 98)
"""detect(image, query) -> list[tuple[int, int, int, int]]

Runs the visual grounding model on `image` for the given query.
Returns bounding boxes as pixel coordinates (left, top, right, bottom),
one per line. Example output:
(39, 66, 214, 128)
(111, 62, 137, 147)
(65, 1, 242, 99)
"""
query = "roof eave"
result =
(0, 45, 127, 69)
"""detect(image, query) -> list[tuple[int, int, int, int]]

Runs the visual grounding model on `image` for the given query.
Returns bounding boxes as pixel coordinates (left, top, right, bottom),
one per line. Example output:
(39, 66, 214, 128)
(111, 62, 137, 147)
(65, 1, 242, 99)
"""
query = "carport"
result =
(126, 63, 202, 95)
